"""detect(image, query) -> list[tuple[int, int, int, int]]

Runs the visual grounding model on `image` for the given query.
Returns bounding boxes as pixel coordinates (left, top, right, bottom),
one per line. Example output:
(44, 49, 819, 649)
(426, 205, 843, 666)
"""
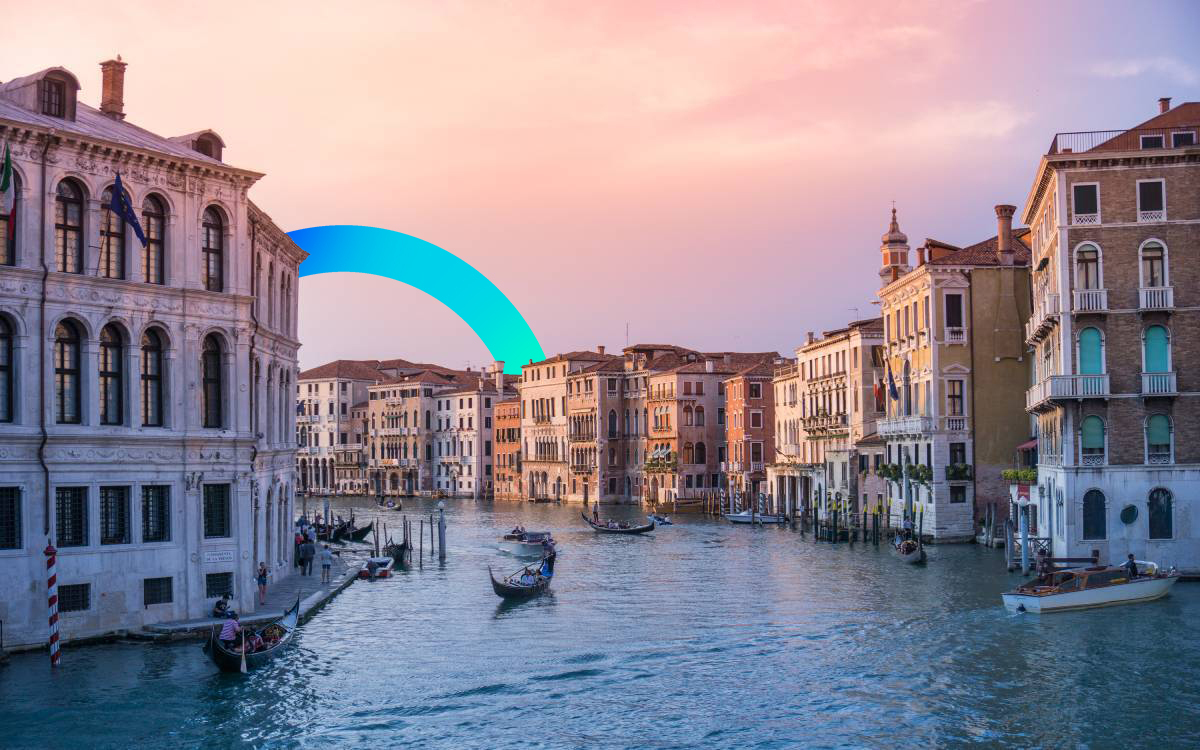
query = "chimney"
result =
(723, 353, 732, 365)
(1159, 97, 1171, 114)
(995, 204, 1016, 266)
(705, 360, 714, 373)
(493, 360, 505, 392)
(916, 246, 926, 267)
(806, 331, 815, 345)
(597, 345, 605, 356)
(99, 56, 127, 120)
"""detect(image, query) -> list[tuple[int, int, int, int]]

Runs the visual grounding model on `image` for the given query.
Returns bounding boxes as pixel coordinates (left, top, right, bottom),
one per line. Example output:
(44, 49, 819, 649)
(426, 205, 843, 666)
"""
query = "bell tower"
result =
(879, 206, 910, 286)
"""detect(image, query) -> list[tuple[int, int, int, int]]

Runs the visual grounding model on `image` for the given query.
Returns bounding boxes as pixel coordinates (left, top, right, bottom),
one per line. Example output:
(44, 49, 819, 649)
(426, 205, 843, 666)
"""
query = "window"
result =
(55, 487, 87, 547)
(205, 572, 233, 599)
(203, 484, 231, 538)
(143, 577, 173, 606)
(1139, 134, 1164, 149)
(1137, 180, 1165, 221)
(1, 171, 19, 265)
(99, 486, 130, 545)
(0, 486, 19, 549)
(142, 195, 165, 284)
(1075, 245, 1101, 289)
(202, 334, 223, 428)
(1078, 327, 1103, 375)
(947, 380, 964, 416)
(608, 410, 618, 438)
(55, 180, 83, 273)
(59, 583, 90, 613)
(944, 294, 963, 328)
(696, 442, 707, 464)
(141, 329, 164, 427)
(750, 411, 763, 429)
(1143, 326, 1170, 372)
(717, 408, 725, 426)
(202, 207, 224, 292)
(1171, 131, 1196, 147)
(98, 186, 126, 279)
(40, 77, 66, 117)
(0, 316, 12, 422)
(749, 383, 762, 399)
(142, 486, 170, 542)
(1146, 415, 1172, 464)
(1148, 488, 1172, 539)
(1072, 183, 1099, 222)
(949, 442, 966, 465)
(751, 442, 763, 463)
(950, 485, 966, 504)
(1139, 241, 1166, 288)
(54, 320, 82, 424)
(1080, 416, 1105, 464)
(99, 324, 124, 425)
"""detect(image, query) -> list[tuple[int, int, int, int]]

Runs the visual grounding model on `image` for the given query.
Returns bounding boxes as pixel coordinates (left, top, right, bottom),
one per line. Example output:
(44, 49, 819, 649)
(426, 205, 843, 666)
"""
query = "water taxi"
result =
(1002, 561, 1178, 613)
(724, 509, 787, 524)
(499, 530, 555, 557)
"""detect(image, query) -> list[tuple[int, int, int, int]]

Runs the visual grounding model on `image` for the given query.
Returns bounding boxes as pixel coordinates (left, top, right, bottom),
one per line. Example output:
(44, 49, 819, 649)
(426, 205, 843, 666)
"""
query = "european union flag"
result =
(886, 361, 900, 401)
(111, 172, 147, 247)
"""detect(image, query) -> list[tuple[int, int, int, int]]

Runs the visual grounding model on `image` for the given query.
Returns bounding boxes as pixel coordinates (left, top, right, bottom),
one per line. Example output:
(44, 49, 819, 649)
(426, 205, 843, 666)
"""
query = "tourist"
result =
(320, 544, 334, 583)
(299, 539, 316, 576)
(519, 569, 535, 586)
(256, 562, 269, 605)
(212, 593, 234, 619)
(294, 530, 304, 568)
(219, 612, 241, 648)
(306, 524, 317, 544)
(1124, 554, 1140, 580)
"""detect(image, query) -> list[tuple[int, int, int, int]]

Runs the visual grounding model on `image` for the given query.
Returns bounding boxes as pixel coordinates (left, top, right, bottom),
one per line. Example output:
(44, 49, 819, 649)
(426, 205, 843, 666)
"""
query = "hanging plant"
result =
(909, 464, 933, 486)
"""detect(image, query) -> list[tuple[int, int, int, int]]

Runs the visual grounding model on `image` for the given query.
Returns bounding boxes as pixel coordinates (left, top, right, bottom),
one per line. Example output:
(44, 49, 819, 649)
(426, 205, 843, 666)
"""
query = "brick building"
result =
(724, 362, 777, 500)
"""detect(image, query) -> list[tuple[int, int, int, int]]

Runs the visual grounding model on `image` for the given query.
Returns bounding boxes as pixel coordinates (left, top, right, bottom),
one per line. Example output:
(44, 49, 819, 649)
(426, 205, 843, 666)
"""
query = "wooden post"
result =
(438, 507, 446, 562)
(419, 519, 424, 568)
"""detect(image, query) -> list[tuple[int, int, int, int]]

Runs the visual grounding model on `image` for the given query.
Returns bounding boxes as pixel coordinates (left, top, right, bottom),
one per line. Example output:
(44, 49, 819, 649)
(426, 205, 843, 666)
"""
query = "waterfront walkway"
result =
(140, 549, 366, 640)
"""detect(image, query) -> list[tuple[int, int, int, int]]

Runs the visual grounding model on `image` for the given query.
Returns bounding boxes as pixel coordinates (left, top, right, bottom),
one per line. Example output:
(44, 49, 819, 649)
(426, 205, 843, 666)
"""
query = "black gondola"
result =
(204, 597, 300, 673)
(488, 565, 551, 599)
(345, 521, 374, 543)
(581, 513, 655, 534)
(383, 537, 413, 568)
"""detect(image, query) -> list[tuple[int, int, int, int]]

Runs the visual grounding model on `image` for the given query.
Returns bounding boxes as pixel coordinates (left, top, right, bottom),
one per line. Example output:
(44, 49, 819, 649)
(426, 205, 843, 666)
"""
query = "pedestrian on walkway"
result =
(319, 544, 334, 583)
(256, 562, 269, 604)
(294, 530, 304, 568)
(300, 539, 316, 576)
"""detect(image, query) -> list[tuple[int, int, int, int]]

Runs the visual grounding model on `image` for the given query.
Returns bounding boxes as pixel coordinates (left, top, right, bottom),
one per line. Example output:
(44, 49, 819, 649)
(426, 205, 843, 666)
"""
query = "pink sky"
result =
(7, 1, 1197, 369)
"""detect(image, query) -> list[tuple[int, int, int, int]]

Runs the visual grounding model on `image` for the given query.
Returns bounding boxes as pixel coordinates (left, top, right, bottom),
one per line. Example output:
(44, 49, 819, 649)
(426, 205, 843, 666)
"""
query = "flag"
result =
(886, 362, 899, 401)
(110, 172, 147, 247)
(873, 378, 884, 410)
(0, 143, 13, 215)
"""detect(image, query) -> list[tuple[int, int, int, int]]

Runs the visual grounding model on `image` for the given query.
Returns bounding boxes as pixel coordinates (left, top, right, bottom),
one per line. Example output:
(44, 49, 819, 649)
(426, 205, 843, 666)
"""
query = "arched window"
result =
(1080, 416, 1105, 465)
(1, 171, 19, 265)
(683, 443, 694, 464)
(0, 316, 12, 422)
(695, 442, 707, 464)
(608, 409, 617, 438)
(1143, 325, 1170, 372)
(695, 406, 705, 426)
(1140, 241, 1167, 288)
(54, 320, 82, 423)
(1146, 414, 1172, 464)
(1075, 243, 1101, 289)
(142, 195, 166, 284)
(1078, 327, 1103, 375)
(201, 334, 223, 428)
(141, 329, 164, 427)
(1148, 488, 1173, 539)
(202, 207, 223, 292)
(99, 324, 124, 425)
(55, 180, 84, 274)
(99, 186, 126, 279)
(683, 405, 693, 426)
(1082, 489, 1106, 540)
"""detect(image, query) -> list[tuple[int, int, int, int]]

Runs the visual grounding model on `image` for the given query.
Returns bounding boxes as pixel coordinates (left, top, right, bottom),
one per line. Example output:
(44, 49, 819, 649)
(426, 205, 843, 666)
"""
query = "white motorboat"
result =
(358, 556, 395, 579)
(1002, 561, 1178, 613)
(724, 509, 787, 524)
(499, 530, 556, 558)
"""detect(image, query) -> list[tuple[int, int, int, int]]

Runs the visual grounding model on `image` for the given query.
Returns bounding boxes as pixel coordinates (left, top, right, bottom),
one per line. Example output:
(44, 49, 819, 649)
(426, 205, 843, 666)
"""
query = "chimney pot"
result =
(916, 247, 926, 267)
(597, 345, 605, 356)
(99, 57, 127, 120)
(1159, 97, 1171, 114)
(995, 204, 1016, 265)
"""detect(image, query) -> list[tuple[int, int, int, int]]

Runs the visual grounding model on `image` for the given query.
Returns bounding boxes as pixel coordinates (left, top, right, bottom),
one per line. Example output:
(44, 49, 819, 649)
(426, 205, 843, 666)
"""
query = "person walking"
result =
(256, 562, 269, 605)
(299, 539, 316, 576)
(294, 530, 304, 568)
(319, 544, 334, 583)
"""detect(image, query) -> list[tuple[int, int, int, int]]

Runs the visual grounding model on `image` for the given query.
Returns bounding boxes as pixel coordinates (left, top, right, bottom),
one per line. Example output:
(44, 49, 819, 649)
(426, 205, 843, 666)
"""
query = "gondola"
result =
(894, 538, 926, 564)
(383, 537, 413, 568)
(581, 513, 655, 534)
(345, 521, 374, 543)
(488, 565, 551, 600)
(204, 597, 300, 673)
(647, 514, 673, 525)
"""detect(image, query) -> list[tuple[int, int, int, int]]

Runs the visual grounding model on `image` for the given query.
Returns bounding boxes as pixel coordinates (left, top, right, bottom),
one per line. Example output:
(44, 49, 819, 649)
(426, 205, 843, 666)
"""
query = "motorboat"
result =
(358, 556, 395, 579)
(724, 509, 787, 524)
(1002, 561, 1179, 613)
(647, 514, 673, 525)
(499, 530, 556, 557)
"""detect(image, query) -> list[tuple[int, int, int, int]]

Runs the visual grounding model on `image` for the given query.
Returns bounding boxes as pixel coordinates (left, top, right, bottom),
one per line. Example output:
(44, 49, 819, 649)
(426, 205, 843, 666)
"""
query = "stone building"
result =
(876, 206, 1031, 541)
(767, 359, 809, 515)
(431, 363, 512, 498)
(1023, 99, 1200, 572)
(296, 359, 382, 494)
(493, 398, 522, 499)
(332, 401, 368, 494)
(0, 61, 302, 648)
(724, 361, 777, 500)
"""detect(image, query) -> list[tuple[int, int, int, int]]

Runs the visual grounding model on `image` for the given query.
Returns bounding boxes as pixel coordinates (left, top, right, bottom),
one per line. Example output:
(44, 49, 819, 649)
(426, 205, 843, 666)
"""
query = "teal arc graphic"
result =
(289, 225, 544, 374)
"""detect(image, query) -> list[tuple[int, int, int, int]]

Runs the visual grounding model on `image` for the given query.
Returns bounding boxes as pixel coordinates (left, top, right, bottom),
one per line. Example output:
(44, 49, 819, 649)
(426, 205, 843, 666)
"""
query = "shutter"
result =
(1144, 326, 1169, 372)
(1079, 328, 1103, 374)
(1081, 416, 1104, 450)
(1147, 415, 1170, 446)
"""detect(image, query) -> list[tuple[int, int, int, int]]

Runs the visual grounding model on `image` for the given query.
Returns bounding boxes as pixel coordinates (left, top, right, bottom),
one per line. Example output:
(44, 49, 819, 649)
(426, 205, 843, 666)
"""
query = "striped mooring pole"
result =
(44, 541, 60, 667)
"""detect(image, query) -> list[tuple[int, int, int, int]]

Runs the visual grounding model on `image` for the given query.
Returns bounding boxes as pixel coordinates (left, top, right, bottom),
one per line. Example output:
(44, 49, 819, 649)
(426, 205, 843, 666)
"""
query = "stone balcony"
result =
(1139, 286, 1174, 310)
(1026, 374, 1110, 412)
(877, 415, 933, 436)
(1072, 288, 1108, 313)
(1142, 371, 1177, 396)
(1025, 292, 1060, 343)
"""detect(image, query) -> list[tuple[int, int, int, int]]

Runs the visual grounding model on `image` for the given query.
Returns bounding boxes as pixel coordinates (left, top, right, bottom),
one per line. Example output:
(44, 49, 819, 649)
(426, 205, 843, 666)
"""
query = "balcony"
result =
(1026, 374, 1110, 411)
(751, 461, 764, 472)
(1139, 286, 1174, 310)
(1025, 293, 1061, 343)
(945, 463, 973, 481)
(568, 431, 597, 443)
(1138, 209, 1165, 223)
(877, 415, 934, 436)
(1080, 452, 1106, 467)
(1148, 451, 1172, 466)
(1071, 212, 1099, 226)
(802, 412, 848, 433)
(1141, 371, 1177, 396)
(532, 415, 551, 424)
(1047, 124, 1200, 155)
(944, 416, 967, 432)
(570, 463, 594, 474)
(1072, 289, 1108, 313)
(945, 326, 966, 344)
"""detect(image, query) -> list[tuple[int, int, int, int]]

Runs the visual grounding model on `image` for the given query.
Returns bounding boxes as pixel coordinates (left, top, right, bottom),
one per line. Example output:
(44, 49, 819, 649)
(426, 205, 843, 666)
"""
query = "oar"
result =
(240, 629, 247, 673)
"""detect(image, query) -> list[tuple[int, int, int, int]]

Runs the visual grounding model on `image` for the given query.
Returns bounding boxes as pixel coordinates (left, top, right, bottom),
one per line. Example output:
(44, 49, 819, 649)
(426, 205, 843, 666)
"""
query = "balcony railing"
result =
(1139, 286, 1174, 310)
(1141, 371, 1177, 396)
(1138, 209, 1165, 223)
(1073, 288, 1108, 312)
(1026, 374, 1111, 411)
(944, 416, 967, 432)
(877, 415, 933, 436)
(945, 326, 966, 344)
(1080, 452, 1105, 467)
(1047, 124, 1200, 155)
(751, 461, 764, 472)
(1025, 292, 1061, 342)
(1148, 451, 1172, 465)
(1071, 212, 1099, 225)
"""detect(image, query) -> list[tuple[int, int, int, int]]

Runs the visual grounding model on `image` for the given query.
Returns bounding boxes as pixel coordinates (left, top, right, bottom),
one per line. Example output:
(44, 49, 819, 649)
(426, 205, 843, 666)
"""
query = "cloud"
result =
(1088, 57, 1198, 85)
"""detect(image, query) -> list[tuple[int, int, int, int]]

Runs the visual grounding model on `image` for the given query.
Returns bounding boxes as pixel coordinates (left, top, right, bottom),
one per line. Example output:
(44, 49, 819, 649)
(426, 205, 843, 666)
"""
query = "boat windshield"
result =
(1085, 570, 1128, 589)
(1053, 573, 1081, 592)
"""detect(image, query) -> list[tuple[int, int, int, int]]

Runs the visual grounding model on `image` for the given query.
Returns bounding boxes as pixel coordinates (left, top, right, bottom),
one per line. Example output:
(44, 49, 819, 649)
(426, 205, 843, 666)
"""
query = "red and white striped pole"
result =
(44, 541, 60, 667)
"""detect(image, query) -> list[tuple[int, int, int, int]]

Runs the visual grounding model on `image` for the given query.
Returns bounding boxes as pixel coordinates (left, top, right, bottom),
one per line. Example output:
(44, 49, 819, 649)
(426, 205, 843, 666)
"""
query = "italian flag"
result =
(0, 144, 12, 215)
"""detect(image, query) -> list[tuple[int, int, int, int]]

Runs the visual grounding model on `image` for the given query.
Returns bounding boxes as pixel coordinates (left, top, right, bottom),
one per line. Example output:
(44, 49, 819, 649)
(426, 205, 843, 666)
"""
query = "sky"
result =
(6, 0, 1198, 370)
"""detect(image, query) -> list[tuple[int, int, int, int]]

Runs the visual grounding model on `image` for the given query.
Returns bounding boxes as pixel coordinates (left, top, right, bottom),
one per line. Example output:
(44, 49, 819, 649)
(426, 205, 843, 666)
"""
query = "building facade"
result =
(724, 362, 777, 500)
(1023, 100, 1200, 572)
(493, 398, 522, 499)
(767, 359, 810, 515)
(296, 360, 381, 494)
(0, 61, 302, 647)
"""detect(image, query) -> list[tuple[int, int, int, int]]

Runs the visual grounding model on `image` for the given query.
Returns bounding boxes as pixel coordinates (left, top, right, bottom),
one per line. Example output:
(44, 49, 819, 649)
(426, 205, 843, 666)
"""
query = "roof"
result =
(572, 358, 629, 376)
(725, 361, 777, 380)
(1062, 101, 1200, 154)
(925, 230, 1031, 267)
(298, 360, 384, 381)
(856, 432, 886, 447)
(524, 350, 614, 368)
(667, 352, 780, 376)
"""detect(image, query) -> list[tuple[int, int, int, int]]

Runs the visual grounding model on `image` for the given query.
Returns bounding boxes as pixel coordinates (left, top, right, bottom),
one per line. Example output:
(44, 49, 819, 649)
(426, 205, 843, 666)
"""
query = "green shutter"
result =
(1079, 328, 1103, 375)
(1148, 415, 1170, 446)
(1081, 416, 1105, 450)
(1144, 326, 1169, 372)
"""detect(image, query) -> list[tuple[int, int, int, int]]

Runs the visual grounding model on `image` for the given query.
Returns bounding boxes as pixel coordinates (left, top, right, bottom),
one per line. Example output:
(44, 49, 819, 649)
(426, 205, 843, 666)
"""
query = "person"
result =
(294, 530, 304, 568)
(519, 568, 535, 586)
(299, 539, 316, 576)
(219, 612, 242, 648)
(256, 562, 269, 605)
(212, 593, 234, 619)
(1124, 553, 1139, 580)
(902, 516, 914, 541)
(540, 548, 556, 578)
(320, 544, 334, 583)
(246, 631, 265, 653)
(366, 558, 379, 579)
(306, 524, 317, 544)
(592, 507, 600, 525)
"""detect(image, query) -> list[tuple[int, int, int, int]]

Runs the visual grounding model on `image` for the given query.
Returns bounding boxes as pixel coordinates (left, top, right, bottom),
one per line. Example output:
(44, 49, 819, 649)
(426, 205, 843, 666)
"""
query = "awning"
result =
(1016, 438, 1037, 451)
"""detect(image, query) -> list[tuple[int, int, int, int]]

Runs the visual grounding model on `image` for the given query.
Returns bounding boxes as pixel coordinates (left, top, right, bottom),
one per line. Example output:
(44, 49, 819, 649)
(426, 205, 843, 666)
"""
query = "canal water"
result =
(3, 497, 1199, 749)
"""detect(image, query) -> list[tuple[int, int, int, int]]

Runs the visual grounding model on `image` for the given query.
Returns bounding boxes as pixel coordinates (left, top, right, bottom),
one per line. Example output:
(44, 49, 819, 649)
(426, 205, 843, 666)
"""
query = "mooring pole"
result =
(437, 501, 446, 562)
